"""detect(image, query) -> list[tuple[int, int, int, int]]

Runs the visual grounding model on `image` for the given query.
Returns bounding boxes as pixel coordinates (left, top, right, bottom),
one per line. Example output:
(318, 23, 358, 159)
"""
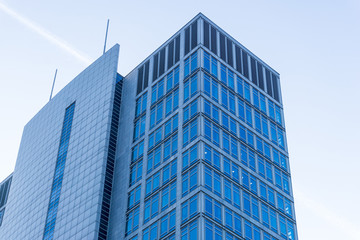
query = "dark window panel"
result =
(144, 61, 150, 89)
(159, 48, 165, 76)
(235, 45, 242, 74)
(0, 185, 4, 207)
(272, 73, 280, 101)
(242, 51, 249, 79)
(153, 54, 159, 82)
(251, 57, 258, 86)
(191, 21, 198, 50)
(265, 68, 273, 97)
(185, 27, 190, 55)
(168, 40, 174, 69)
(175, 35, 180, 63)
(219, 33, 226, 61)
(211, 26, 217, 55)
(257, 62, 264, 90)
(137, 66, 144, 95)
(203, 20, 210, 49)
(227, 38, 233, 67)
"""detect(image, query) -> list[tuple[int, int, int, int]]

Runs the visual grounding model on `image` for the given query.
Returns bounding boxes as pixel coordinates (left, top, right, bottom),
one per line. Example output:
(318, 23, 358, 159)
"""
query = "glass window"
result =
(275, 105, 282, 125)
(237, 76, 244, 97)
(230, 137, 238, 158)
(268, 100, 275, 120)
(266, 162, 273, 183)
(229, 92, 235, 113)
(264, 142, 271, 159)
(222, 132, 230, 153)
(251, 197, 259, 221)
(260, 93, 266, 113)
(242, 170, 249, 189)
(233, 185, 240, 209)
(244, 81, 251, 102)
(239, 124, 246, 142)
(280, 154, 288, 171)
(278, 127, 285, 149)
(279, 215, 287, 238)
(128, 185, 141, 208)
(273, 148, 280, 165)
(212, 105, 219, 122)
(224, 179, 232, 203)
(211, 57, 218, 77)
(245, 105, 252, 126)
(261, 203, 269, 227)
(182, 166, 198, 196)
(181, 195, 198, 222)
(228, 70, 235, 90)
(277, 194, 285, 212)
(256, 137, 263, 154)
(268, 187, 275, 206)
(245, 220, 252, 240)
(204, 100, 211, 116)
(190, 51, 198, 73)
(253, 89, 260, 109)
(247, 131, 254, 147)
(204, 74, 211, 96)
(184, 58, 190, 78)
(254, 111, 261, 133)
(181, 220, 198, 240)
(212, 80, 219, 102)
(222, 112, 229, 129)
(260, 181, 267, 200)
(230, 118, 237, 135)
(262, 115, 269, 138)
(238, 99, 245, 121)
(258, 157, 265, 177)
(129, 160, 142, 186)
(225, 208, 233, 229)
(204, 51, 210, 72)
(126, 207, 139, 235)
(270, 209, 278, 232)
(221, 64, 227, 84)
(250, 175, 257, 194)
(221, 87, 228, 108)
(240, 144, 248, 165)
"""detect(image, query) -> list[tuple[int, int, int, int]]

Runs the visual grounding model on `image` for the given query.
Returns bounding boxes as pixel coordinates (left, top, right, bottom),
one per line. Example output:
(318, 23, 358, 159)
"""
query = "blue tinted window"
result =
(211, 57, 218, 77)
(228, 70, 235, 90)
(244, 82, 251, 102)
(237, 76, 244, 97)
(212, 80, 219, 102)
(204, 51, 210, 72)
(238, 99, 245, 121)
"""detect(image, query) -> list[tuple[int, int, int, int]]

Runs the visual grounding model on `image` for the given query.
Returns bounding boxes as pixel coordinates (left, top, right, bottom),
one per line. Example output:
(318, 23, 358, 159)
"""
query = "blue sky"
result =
(1, 0, 359, 239)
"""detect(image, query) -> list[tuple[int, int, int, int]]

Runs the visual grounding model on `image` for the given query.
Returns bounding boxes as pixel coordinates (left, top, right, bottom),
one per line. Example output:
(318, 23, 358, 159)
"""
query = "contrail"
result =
(0, 2, 92, 65)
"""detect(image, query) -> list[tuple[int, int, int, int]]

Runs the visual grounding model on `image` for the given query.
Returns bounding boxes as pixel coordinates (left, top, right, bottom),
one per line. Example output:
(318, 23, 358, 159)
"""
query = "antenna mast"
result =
(49, 69, 58, 101)
(103, 19, 110, 54)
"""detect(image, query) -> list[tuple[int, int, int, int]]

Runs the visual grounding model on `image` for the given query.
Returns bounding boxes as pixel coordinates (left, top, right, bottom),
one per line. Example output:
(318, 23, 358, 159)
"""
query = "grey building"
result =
(0, 13, 298, 240)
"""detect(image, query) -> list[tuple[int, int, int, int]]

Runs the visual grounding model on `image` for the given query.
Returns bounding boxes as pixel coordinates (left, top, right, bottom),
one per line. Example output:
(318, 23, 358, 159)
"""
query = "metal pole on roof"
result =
(49, 69, 57, 101)
(103, 19, 110, 54)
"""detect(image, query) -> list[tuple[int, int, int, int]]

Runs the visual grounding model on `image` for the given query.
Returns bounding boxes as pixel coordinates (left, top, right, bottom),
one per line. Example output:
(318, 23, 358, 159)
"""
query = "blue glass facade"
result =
(123, 14, 297, 240)
(43, 102, 75, 240)
(0, 175, 12, 227)
(0, 14, 297, 240)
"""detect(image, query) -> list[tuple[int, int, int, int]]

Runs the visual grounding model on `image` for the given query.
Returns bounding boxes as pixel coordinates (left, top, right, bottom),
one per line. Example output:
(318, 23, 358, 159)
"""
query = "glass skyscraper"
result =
(0, 13, 298, 240)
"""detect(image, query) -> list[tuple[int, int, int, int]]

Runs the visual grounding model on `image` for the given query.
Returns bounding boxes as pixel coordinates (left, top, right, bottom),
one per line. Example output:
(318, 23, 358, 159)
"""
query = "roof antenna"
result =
(49, 69, 57, 101)
(103, 19, 110, 54)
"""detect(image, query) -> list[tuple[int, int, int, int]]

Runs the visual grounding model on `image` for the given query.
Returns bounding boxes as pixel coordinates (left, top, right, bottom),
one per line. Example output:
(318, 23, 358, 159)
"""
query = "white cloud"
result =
(0, 2, 92, 65)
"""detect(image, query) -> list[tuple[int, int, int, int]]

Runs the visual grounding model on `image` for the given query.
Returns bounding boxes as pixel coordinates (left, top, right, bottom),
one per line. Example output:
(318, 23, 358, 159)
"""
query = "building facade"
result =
(0, 13, 297, 240)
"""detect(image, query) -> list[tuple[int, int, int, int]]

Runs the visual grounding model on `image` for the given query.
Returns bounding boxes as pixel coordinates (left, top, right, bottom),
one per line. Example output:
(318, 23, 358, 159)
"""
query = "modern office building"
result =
(0, 13, 298, 240)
